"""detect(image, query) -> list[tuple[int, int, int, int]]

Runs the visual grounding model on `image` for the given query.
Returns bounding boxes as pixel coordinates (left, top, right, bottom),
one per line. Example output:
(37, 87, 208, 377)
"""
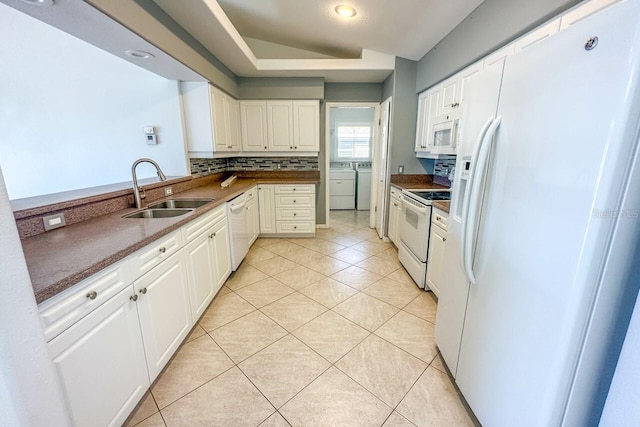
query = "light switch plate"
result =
(43, 212, 66, 231)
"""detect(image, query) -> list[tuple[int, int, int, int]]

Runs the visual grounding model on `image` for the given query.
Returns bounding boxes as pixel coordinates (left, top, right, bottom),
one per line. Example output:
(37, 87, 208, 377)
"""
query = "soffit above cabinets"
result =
(152, 0, 485, 82)
(0, 0, 204, 82)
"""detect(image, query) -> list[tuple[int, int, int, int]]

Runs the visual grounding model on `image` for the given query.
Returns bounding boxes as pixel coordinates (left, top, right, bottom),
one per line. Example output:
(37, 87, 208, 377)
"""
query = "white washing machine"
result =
(356, 168, 371, 211)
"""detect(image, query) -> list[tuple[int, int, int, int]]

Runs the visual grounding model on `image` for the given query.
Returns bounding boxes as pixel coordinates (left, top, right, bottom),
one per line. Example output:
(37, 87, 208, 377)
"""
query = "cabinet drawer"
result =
(432, 209, 448, 230)
(39, 260, 132, 342)
(275, 184, 315, 194)
(276, 221, 315, 233)
(276, 208, 314, 221)
(330, 179, 355, 196)
(182, 205, 225, 242)
(276, 194, 314, 207)
(129, 230, 183, 279)
(390, 186, 401, 198)
(245, 186, 257, 201)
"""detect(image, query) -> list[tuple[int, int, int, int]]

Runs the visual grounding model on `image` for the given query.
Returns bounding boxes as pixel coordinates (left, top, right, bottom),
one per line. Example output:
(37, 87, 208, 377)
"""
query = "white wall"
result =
(0, 166, 71, 426)
(0, 3, 189, 200)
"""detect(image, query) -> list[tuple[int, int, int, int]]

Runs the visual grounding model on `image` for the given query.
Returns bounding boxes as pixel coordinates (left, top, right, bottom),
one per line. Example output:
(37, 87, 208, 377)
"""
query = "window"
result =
(336, 124, 372, 160)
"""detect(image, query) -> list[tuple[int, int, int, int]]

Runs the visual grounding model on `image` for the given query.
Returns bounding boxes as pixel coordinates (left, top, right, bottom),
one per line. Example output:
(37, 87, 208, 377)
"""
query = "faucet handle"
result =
(139, 187, 146, 200)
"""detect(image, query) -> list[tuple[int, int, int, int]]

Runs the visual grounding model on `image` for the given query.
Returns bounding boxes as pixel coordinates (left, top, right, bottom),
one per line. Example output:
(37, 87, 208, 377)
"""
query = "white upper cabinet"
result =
(293, 100, 319, 151)
(180, 82, 241, 154)
(560, 0, 621, 30)
(439, 75, 459, 115)
(483, 43, 515, 68)
(415, 86, 440, 152)
(267, 101, 294, 151)
(457, 62, 484, 107)
(240, 101, 269, 151)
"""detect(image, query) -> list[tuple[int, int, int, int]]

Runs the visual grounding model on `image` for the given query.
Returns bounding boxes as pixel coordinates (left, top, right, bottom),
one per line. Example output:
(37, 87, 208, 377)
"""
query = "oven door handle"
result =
(401, 195, 429, 214)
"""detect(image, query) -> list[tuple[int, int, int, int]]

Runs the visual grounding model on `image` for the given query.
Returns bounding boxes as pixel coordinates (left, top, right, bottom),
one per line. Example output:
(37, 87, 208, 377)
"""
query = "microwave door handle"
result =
(460, 116, 493, 278)
(463, 116, 502, 285)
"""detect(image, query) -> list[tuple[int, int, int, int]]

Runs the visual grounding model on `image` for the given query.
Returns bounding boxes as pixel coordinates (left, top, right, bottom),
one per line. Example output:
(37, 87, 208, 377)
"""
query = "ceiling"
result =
(153, 0, 485, 82)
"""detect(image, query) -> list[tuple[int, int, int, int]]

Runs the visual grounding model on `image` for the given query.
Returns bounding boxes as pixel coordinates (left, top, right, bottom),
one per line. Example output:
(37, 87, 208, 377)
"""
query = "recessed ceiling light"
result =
(125, 50, 155, 59)
(335, 5, 356, 18)
(18, 0, 54, 6)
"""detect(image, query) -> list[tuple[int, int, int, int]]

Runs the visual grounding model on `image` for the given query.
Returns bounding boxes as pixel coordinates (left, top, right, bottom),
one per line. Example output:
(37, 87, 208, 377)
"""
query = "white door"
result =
(293, 100, 319, 151)
(240, 101, 268, 151)
(375, 98, 391, 238)
(211, 217, 232, 291)
(135, 251, 192, 382)
(184, 232, 216, 323)
(48, 285, 149, 427)
(267, 101, 294, 151)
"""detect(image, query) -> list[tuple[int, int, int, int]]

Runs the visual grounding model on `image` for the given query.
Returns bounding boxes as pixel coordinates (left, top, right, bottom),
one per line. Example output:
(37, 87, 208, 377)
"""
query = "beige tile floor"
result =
(125, 210, 476, 427)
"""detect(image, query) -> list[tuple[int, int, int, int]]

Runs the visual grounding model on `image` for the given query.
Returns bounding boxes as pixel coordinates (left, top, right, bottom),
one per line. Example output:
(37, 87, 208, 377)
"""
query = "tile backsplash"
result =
(434, 158, 456, 187)
(190, 157, 318, 176)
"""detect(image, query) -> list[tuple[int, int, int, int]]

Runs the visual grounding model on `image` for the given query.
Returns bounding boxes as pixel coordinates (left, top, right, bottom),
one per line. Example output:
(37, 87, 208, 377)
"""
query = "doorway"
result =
(324, 102, 381, 230)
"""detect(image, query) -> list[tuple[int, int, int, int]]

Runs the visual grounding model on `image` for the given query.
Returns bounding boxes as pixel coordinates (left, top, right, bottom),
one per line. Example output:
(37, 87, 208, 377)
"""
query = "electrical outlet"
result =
(398, 165, 405, 174)
(164, 187, 173, 196)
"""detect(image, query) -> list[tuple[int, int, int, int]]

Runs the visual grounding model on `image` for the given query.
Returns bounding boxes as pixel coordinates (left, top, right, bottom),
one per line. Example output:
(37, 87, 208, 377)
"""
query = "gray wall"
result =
(237, 77, 324, 99)
(416, 0, 581, 92)
(324, 83, 383, 103)
(382, 73, 394, 101)
(389, 57, 425, 175)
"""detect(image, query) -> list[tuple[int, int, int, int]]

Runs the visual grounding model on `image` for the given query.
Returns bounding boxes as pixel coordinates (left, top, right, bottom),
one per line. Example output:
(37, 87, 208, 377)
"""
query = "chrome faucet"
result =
(131, 158, 167, 208)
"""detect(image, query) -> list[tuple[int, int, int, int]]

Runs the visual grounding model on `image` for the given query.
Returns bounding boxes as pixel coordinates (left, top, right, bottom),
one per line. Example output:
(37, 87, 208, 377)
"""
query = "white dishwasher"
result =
(227, 193, 249, 271)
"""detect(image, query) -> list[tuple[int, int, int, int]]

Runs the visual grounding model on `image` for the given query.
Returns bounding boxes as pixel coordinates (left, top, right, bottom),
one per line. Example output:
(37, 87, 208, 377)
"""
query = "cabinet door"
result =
(227, 97, 241, 151)
(483, 43, 515, 68)
(184, 232, 216, 323)
(211, 218, 232, 291)
(48, 285, 148, 427)
(293, 100, 319, 151)
(246, 198, 259, 245)
(388, 197, 401, 245)
(258, 185, 276, 234)
(240, 101, 269, 151)
(135, 251, 192, 382)
(439, 75, 459, 115)
(426, 224, 447, 297)
(457, 62, 484, 108)
(423, 87, 441, 150)
(267, 101, 294, 151)
(415, 92, 429, 151)
(210, 86, 229, 151)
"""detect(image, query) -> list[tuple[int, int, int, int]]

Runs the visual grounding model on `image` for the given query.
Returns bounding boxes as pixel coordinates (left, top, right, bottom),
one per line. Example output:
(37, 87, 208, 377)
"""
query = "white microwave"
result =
(429, 113, 459, 154)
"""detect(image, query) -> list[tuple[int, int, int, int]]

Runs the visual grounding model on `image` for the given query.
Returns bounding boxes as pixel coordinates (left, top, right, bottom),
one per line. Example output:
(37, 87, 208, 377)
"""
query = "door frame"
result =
(324, 102, 381, 229)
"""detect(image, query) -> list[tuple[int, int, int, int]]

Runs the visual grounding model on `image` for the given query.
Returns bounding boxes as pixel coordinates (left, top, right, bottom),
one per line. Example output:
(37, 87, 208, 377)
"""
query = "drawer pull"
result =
(293, 213, 297, 216)
(264, 146, 267, 149)
(294, 146, 298, 149)
(294, 226, 297, 229)
(159, 247, 166, 253)
(293, 200, 296, 203)
(443, 237, 447, 242)
(130, 295, 138, 302)
(139, 287, 148, 294)
(86, 291, 98, 300)
(293, 188, 296, 191)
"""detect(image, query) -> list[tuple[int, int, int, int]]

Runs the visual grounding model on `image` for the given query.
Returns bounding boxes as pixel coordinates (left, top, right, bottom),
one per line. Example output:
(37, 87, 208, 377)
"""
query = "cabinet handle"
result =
(264, 146, 267, 149)
(443, 237, 447, 242)
(436, 216, 441, 221)
(294, 146, 298, 149)
(293, 200, 296, 203)
(294, 226, 297, 229)
(130, 295, 138, 302)
(293, 213, 297, 216)
(139, 288, 147, 294)
(213, 232, 217, 237)
(393, 203, 398, 207)
(159, 247, 166, 253)
(86, 291, 97, 300)
(293, 188, 296, 191)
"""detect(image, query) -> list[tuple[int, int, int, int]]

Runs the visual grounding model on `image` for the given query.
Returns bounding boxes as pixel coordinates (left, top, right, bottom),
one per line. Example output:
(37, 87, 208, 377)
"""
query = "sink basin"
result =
(124, 208, 193, 219)
(148, 199, 213, 209)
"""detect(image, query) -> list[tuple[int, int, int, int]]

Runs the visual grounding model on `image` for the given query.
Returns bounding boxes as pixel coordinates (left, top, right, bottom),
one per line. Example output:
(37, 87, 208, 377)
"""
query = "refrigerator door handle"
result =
(464, 116, 502, 285)
(460, 116, 494, 276)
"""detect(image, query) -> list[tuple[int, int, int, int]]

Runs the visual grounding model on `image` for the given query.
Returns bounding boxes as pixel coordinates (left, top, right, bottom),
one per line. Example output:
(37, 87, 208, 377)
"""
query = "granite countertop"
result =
(23, 177, 319, 303)
(432, 201, 451, 214)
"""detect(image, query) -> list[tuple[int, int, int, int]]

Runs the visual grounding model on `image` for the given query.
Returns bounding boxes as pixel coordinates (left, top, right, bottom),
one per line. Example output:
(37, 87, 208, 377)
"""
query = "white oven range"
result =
(397, 189, 451, 289)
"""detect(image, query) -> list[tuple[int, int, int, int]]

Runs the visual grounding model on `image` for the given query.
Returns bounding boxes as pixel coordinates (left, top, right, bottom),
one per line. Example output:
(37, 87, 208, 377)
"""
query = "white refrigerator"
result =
(434, 1, 640, 426)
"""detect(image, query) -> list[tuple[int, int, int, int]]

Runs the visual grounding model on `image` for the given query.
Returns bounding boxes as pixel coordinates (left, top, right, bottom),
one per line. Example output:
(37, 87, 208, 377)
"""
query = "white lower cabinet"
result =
(211, 215, 232, 290)
(185, 231, 216, 322)
(134, 250, 192, 382)
(258, 184, 277, 233)
(388, 187, 402, 246)
(426, 208, 448, 297)
(48, 285, 149, 427)
(246, 186, 259, 245)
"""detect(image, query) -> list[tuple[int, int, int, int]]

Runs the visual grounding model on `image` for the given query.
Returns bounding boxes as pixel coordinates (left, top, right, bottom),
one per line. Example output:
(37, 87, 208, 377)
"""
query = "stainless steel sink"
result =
(148, 199, 213, 209)
(124, 208, 193, 219)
